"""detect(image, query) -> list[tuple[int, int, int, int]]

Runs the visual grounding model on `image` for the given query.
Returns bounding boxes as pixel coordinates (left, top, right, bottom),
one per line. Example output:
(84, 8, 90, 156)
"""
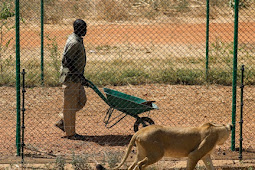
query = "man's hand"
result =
(80, 75, 89, 87)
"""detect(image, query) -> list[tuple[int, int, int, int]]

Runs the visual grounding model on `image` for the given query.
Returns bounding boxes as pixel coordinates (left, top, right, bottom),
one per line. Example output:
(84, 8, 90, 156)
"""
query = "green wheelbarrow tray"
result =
(86, 79, 158, 132)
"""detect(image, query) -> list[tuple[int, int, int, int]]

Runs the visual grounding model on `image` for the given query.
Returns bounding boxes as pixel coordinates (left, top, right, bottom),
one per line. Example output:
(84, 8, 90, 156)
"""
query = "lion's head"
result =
(203, 123, 232, 145)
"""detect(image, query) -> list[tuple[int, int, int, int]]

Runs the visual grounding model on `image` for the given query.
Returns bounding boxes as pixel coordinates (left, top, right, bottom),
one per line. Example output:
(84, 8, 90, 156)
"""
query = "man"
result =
(55, 19, 88, 140)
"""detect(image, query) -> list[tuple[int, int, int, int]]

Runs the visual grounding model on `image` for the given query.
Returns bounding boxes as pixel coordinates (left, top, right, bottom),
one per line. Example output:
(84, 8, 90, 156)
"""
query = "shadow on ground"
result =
(65, 134, 133, 146)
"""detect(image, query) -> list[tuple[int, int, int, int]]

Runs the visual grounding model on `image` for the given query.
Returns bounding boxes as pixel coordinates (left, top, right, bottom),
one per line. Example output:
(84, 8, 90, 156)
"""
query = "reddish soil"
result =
(0, 84, 255, 168)
(4, 22, 255, 49)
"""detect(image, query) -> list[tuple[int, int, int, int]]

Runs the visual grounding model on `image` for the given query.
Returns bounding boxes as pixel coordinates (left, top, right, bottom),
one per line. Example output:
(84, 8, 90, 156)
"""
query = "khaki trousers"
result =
(63, 82, 87, 136)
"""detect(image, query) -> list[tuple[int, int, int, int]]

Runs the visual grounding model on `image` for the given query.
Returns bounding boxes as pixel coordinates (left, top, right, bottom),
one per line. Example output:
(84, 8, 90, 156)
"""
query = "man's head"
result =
(73, 19, 87, 37)
(96, 164, 106, 170)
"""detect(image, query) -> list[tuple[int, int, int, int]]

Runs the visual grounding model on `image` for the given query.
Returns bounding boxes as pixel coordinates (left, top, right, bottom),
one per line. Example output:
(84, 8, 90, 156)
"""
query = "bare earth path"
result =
(0, 84, 255, 168)
(5, 22, 255, 48)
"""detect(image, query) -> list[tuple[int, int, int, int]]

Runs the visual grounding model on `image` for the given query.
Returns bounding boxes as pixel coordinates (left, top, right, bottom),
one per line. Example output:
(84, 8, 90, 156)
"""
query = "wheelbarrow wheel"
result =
(134, 117, 154, 132)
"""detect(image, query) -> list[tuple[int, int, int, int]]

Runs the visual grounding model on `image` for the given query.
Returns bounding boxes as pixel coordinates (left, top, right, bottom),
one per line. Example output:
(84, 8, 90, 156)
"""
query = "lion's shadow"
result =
(74, 135, 133, 146)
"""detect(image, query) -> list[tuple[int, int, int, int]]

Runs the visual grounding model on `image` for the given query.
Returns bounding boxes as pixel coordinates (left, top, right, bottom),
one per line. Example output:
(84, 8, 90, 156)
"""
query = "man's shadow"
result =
(70, 134, 133, 146)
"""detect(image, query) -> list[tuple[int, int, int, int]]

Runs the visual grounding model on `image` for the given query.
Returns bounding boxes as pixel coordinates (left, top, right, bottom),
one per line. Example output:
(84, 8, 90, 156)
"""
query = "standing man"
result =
(55, 19, 88, 140)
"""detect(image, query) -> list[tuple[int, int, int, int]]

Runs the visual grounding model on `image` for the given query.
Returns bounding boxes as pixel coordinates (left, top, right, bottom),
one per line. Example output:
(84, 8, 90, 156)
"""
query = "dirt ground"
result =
(4, 22, 255, 49)
(0, 84, 255, 169)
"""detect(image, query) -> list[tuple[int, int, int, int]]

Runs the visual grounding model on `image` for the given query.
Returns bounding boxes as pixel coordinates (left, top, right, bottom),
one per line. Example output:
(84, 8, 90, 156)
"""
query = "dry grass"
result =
(9, 0, 253, 24)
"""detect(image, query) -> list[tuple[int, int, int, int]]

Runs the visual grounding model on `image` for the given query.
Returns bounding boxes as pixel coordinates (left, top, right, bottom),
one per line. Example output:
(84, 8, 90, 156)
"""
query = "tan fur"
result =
(113, 123, 232, 170)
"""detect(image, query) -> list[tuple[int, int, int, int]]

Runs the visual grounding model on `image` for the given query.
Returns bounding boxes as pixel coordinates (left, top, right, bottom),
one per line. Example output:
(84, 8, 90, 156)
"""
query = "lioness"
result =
(113, 123, 232, 170)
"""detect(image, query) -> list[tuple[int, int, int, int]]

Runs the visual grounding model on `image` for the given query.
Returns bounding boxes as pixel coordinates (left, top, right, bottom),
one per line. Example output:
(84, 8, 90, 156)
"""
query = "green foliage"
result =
(45, 0, 57, 6)
(210, 39, 233, 66)
(0, 1, 15, 20)
(175, 0, 189, 12)
(71, 153, 91, 170)
(55, 156, 66, 170)
(2, 46, 255, 87)
(0, 0, 15, 85)
(103, 151, 123, 168)
(46, 35, 61, 80)
(248, 166, 254, 170)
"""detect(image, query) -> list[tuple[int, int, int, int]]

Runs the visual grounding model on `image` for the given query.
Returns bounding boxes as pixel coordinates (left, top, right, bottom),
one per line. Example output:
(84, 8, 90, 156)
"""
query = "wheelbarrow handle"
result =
(85, 79, 109, 105)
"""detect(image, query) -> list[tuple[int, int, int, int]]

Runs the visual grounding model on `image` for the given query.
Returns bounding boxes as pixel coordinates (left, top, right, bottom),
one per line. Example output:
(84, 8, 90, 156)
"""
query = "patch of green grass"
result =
(71, 153, 91, 170)
(207, 69, 233, 85)
(1, 39, 254, 87)
(1, 55, 255, 87)
(55, 155, 66, 170)
(103, 151, 123, 168)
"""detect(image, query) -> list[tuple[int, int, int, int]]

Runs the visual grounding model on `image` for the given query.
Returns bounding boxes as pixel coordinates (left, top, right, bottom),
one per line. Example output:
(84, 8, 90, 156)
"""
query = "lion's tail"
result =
(112, 133, 138, 170)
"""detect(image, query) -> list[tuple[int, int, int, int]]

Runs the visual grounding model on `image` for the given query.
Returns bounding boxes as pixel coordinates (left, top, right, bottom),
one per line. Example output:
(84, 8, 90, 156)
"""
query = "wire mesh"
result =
(0, 0, 254, 168)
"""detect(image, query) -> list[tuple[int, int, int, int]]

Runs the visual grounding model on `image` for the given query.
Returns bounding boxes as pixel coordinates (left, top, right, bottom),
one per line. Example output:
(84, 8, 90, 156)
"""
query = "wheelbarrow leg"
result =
(103, 107, 114, 124)
(103, 107, 128, 128)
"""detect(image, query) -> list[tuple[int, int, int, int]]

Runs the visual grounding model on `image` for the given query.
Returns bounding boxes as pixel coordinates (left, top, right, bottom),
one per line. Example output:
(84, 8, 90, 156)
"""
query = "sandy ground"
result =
(0, 84, 255, 169)
(3, 22, 255, 50)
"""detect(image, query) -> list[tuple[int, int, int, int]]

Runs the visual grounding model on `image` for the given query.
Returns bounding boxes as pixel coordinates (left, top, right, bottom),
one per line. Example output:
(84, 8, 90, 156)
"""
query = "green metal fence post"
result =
(205, 0, 210, 81)
(15, 0, 21, 156)
(41, 0, 44, 85)
(239, 65, 244, 160)
(231, 0, 239, 151)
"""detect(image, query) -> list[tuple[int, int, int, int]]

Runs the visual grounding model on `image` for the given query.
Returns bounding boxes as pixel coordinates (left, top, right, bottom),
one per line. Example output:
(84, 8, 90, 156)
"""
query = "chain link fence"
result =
(1, 0, 255, 168)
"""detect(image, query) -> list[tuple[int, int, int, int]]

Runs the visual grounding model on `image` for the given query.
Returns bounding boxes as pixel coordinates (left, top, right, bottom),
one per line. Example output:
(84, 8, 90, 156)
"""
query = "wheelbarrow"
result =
(86, 80, 158, 132)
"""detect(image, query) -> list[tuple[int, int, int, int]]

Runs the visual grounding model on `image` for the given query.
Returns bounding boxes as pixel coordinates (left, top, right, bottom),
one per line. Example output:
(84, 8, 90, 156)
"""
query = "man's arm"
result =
(62, 42, 81, 75)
